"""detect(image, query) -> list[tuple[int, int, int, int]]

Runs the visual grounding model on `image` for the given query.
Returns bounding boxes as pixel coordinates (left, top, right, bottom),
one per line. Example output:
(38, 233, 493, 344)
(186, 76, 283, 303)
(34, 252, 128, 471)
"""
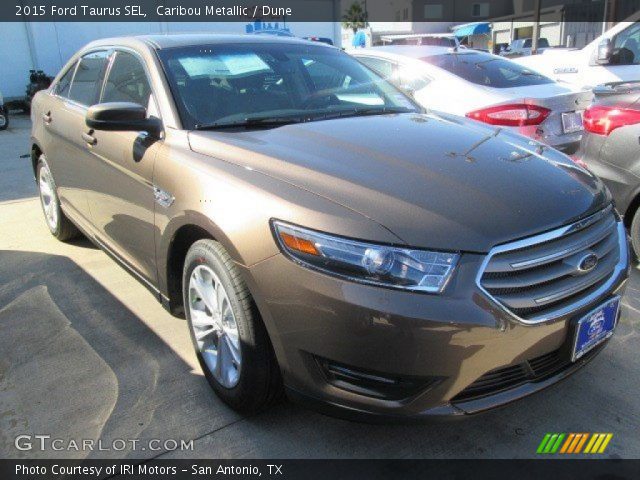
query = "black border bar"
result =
(1, 459, 640, 480)
(3, 0, 639, 22)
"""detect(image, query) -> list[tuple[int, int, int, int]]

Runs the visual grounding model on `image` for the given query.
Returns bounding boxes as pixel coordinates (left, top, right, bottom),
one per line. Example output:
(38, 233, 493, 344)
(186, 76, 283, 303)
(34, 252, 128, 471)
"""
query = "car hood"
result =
(188, 113, 609, 252)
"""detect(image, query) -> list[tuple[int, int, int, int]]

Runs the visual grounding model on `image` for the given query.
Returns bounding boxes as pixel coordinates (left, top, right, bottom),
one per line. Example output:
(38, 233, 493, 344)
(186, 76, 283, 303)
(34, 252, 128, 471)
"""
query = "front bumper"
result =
(240, 240, 629, 420)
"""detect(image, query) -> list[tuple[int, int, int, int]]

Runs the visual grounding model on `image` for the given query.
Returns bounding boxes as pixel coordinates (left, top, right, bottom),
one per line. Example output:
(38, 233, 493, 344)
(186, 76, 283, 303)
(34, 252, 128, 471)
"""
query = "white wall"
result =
(0, 21, 340, 100)
(0, 23, 34, 101)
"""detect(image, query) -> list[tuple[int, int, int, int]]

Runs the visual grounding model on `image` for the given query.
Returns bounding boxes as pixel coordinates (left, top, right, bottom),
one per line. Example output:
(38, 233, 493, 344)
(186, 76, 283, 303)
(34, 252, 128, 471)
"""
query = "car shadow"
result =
(0, 249, 242, 460)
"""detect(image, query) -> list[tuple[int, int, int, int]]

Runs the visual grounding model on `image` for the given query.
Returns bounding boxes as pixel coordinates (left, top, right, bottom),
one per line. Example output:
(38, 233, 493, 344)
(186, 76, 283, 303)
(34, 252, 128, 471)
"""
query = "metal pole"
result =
(608, 0, 618, 31)
(531, 0, 541, 54)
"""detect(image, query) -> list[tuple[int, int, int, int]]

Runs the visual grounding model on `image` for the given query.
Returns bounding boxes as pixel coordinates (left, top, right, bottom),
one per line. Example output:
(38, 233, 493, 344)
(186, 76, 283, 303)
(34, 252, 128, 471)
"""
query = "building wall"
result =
(0, 20, 340, 100)
(0, 23, 35, 102)
(492, 18, 602, 50)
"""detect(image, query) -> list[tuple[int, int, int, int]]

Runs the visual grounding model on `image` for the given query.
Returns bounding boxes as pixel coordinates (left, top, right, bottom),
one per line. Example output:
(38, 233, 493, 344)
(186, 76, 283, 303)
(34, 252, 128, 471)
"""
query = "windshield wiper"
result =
(194, 116, 306, 130)
(193, 107, 415, 130)
(318, 106, 416, 120)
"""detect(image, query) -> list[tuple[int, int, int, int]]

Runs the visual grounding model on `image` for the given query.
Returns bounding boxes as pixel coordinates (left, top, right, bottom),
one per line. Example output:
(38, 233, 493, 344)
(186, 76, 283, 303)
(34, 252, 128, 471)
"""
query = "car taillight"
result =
(466, 104, 551, 126)
(583, 105, 640, 136)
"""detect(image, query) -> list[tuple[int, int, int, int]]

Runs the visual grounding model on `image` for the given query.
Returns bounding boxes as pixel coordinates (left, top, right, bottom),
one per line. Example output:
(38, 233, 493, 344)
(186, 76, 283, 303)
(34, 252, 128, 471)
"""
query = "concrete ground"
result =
(1, 114, 639, 460)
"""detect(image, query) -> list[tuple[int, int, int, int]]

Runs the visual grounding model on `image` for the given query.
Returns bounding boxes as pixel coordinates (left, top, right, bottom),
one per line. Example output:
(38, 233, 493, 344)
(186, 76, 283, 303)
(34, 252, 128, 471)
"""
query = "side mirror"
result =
(596, 38, 612, 65)
(86, 102, 162, 137)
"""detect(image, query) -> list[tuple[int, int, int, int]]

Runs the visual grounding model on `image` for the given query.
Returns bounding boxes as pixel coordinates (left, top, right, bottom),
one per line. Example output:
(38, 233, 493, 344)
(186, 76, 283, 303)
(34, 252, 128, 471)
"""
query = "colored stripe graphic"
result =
(574, 433, 589, 453)
(585, 433, 614, 454)
(598, 434, 613, 453)
(567, 433, 583, 453)
(537, 434, 552, 454)
(537, 433, 565, 454)
(560, 434, 575, 453)
(539, 433, 613, 454)
(550, 434, 565, 453)
(584, 434, 598, 453)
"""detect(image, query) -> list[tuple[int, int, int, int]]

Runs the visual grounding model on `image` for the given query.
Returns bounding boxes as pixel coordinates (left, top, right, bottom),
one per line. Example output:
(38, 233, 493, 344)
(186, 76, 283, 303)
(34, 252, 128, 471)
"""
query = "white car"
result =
(352, 46, 592, 153)
(514, 13, 640, 89)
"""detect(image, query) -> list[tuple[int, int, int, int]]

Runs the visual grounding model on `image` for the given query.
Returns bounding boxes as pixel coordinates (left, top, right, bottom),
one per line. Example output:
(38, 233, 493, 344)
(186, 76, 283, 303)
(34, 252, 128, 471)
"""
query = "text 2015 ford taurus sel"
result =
(30, 34, 629, 419)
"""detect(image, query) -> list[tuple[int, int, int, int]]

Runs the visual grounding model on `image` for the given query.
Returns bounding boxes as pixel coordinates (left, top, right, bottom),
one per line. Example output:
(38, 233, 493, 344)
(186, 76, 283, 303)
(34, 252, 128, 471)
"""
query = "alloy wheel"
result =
(38, 163, 59, 231)
(188, 265, 242, 388)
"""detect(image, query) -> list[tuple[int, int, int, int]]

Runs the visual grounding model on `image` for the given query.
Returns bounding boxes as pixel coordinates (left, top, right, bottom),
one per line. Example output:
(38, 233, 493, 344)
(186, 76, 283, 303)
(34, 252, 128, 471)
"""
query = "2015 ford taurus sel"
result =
(30, 35, 629, 419)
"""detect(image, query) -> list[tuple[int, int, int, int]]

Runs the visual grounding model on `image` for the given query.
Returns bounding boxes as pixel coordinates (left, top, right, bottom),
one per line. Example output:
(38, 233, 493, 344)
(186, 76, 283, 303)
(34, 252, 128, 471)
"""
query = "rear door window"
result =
(68, 51, 110, 106)
(422, 52, 554, 88)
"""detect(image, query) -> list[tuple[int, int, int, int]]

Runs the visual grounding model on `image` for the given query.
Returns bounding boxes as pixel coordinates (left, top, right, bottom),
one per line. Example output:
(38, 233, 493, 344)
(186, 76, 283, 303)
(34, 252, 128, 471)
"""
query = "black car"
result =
(578, 81, 640, 258)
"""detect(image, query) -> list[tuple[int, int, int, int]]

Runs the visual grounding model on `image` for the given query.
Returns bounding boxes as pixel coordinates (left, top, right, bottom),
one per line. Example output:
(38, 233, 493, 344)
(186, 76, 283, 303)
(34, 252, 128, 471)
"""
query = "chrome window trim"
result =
(475, 205, 629, 325)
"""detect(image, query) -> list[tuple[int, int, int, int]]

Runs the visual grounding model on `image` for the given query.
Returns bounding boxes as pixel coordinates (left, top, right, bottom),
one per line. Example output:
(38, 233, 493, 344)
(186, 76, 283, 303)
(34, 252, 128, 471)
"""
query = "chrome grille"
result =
(478, 206, 626, 323)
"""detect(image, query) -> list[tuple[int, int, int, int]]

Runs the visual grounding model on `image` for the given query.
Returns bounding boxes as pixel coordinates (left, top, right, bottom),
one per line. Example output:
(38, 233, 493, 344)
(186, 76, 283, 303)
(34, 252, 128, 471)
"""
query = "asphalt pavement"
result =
(0, 114, 639, 460)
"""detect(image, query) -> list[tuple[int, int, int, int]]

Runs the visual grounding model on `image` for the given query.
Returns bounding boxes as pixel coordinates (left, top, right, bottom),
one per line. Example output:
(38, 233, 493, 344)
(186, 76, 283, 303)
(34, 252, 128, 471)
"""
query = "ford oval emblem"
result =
(578, 253, 598, 273)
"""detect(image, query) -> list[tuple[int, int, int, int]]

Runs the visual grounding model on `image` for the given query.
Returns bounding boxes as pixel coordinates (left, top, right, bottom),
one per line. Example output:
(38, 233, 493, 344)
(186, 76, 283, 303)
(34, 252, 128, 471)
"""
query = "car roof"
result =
(353, 45, 475, 59)
(83, 33, 320, 51)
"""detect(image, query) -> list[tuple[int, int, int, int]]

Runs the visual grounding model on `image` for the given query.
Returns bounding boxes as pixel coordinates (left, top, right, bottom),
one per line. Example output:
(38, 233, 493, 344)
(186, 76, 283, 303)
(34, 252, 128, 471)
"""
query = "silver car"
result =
(353, 46, 592, 153)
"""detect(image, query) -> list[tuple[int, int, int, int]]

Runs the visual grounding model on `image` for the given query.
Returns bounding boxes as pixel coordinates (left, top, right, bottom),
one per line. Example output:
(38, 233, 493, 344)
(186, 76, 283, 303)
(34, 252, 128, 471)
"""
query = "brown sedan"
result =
(30, 34, 629, 420)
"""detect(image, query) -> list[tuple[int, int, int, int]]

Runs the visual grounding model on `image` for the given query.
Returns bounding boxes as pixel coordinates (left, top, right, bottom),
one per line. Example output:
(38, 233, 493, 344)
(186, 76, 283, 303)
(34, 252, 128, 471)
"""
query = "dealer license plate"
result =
(572, 296, 620, 361)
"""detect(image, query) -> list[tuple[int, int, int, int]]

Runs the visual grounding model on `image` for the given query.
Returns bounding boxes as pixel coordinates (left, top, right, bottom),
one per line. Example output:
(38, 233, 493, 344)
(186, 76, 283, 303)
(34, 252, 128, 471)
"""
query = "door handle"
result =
(42, 112, 52, 124)
(82, 131, 97, 146)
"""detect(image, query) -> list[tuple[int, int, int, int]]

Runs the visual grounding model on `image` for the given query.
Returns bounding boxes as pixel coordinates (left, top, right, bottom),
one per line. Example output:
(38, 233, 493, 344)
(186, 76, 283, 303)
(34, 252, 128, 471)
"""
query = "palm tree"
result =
(342, 1, 368, 33)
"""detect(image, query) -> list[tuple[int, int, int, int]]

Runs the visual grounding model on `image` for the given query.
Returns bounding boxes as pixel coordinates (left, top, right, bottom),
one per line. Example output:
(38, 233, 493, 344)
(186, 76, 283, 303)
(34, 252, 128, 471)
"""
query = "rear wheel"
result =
(36, 156, 79, 241)
(183, 239, 282, 412)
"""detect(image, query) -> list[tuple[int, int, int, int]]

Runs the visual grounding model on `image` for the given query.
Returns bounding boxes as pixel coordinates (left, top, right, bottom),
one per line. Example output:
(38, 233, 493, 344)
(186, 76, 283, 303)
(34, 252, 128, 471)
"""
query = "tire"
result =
(36, 155, 79, 241)
(0, 107, 8, 131)
(183, 239, 282, 413)
(630, 207, 640, 261)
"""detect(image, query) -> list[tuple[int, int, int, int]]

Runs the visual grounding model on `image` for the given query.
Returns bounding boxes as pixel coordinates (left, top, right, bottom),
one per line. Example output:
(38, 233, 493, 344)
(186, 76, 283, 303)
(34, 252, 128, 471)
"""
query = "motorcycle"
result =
(24, 70, 53, 113)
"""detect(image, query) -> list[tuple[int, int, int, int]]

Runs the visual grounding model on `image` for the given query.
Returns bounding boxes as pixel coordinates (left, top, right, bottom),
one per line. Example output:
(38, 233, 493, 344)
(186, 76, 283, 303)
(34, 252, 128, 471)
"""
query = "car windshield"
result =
(158, 42, 420, 129)
(422, 52, 554, 88)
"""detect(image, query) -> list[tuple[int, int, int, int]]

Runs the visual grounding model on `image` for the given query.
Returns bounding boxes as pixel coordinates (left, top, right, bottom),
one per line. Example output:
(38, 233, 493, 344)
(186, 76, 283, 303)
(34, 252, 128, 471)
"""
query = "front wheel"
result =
(183, 239, 282, 412)
(36, 156, 79, 241)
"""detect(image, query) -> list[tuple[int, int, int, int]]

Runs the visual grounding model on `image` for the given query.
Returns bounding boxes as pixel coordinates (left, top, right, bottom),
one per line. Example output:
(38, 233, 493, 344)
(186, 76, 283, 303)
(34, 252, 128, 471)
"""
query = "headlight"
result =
(272, 221, 459, 293)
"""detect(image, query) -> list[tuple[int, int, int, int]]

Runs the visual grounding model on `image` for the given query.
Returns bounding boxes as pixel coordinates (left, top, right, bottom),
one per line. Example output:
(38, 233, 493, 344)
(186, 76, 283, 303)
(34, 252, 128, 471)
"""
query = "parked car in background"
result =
(30, 34, 628, 419)
(500, 38, 550, 57)
(0, 90, 8, 131)
(353, 46, 592, 153)
(380, 33, 462, 48)
(303, 36, 334, 45)
(577, 81, 640, 258)
(515, 13, 640, 89)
